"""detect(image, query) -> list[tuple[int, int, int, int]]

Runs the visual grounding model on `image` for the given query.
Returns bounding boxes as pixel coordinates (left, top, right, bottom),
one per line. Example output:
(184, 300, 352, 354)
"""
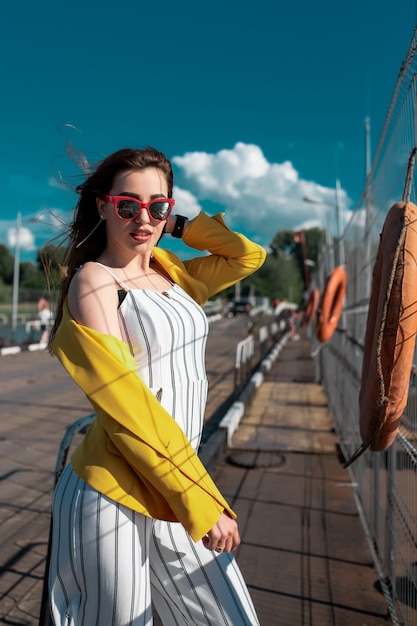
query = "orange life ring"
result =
(305, 288, 320, 325)
(359, 201, 417, 451)
(316, 266, 347, 343)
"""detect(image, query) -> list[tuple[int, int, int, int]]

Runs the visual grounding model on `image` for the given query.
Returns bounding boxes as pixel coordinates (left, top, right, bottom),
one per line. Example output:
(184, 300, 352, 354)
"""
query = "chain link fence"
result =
(309, 27, 417, 625)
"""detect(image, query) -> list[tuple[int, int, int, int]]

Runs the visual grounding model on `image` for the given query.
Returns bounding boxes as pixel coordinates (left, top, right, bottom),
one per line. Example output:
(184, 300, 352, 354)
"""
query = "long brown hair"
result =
(49, 146, 174, 347)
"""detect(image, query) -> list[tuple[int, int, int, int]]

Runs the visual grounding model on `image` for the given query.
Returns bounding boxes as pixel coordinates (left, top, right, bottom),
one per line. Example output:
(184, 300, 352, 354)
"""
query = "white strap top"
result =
(92, 261, 209, 450)
(94, 261, 135, 292)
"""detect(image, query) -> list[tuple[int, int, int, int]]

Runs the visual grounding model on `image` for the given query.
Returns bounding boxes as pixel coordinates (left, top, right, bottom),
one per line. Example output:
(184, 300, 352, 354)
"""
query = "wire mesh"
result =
(312, 26, 417, 625)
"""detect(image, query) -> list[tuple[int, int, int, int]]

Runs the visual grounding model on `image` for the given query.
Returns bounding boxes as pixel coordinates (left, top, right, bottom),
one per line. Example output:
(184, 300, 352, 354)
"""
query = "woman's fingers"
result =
(203, 512, 241, 552)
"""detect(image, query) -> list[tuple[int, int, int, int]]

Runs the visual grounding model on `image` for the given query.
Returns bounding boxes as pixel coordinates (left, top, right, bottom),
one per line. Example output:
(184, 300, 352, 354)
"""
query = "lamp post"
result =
(10, 212, 49, 343)
(11, 212, 22, 342)
(303, 180, 344, 268)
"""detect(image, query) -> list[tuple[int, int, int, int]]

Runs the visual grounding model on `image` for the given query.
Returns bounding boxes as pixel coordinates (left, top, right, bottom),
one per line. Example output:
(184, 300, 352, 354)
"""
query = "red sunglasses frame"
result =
(103, 195, 175, 222)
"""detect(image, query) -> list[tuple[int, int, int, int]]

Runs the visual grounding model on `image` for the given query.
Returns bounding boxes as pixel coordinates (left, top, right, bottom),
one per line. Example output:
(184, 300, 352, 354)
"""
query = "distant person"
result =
(288, 309, 302, 341)
(47, 146, 265, 625)
(272, 297, 281, 314)
(36, 298, 52, 345)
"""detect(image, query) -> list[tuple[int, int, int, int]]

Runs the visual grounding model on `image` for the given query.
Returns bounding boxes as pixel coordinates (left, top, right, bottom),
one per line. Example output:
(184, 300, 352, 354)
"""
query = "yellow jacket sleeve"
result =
(52, 303, 236, 542)
(153, 211, 266, 305)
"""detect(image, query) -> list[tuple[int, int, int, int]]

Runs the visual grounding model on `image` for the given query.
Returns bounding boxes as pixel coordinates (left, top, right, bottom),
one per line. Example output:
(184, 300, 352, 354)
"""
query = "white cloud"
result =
(1, 208, 68, 254)
(171, 186, 202, 218)
(173, 142, 351, 246)
(7, 226, 35, 251)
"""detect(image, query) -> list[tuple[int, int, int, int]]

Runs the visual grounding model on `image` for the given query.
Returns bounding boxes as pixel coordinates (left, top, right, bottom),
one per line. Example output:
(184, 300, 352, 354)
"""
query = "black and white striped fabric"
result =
(49, 268, 260, 625)
(119, 283, 209, 452)
(50, 467, 259, 625)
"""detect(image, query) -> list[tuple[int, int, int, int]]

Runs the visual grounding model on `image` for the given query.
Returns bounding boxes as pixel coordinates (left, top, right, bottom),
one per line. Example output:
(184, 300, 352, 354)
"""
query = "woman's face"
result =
(97, 167, 169, 260)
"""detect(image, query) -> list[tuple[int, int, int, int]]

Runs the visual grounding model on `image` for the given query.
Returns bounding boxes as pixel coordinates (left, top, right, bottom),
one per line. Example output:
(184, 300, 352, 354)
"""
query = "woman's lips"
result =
(130, 229, 152, 240)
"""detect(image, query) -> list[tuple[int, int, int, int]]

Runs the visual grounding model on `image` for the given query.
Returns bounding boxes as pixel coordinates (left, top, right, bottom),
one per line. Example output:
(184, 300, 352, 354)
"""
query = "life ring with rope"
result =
(356, 201, 417, 455)
(316, 266, 347, 343)
(305, 288, 320, 325)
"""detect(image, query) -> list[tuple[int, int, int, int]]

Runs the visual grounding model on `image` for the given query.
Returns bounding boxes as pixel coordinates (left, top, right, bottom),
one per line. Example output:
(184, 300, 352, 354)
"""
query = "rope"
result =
(375, 213, 408, 409)
(344, 207, 409, 468)
(310, 342, 325, 357)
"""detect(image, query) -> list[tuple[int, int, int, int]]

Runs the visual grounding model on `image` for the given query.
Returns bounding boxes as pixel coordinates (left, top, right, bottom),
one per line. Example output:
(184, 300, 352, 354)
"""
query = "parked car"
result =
(230, 299, 253, 316)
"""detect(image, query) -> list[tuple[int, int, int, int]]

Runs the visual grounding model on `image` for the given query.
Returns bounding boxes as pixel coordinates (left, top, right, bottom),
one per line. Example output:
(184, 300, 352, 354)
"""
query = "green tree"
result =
(20, 261, 47, 289)
(270, 227, 326, 290)
(251, 253, 304, 303)
(0, 243, 14, 284)
(220, 251, 304, 305)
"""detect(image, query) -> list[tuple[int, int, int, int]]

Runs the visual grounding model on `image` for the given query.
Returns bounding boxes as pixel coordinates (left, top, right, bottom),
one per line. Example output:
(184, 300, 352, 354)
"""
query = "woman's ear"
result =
(96, 197, 106, 219)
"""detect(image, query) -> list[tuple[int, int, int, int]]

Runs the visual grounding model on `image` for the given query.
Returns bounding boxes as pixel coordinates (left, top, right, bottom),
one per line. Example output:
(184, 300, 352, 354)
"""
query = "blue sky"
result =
(1, 0, 416, 260)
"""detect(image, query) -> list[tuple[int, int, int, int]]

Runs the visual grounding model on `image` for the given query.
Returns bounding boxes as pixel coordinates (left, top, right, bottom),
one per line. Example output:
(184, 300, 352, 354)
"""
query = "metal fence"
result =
(309, 26, 417, 625)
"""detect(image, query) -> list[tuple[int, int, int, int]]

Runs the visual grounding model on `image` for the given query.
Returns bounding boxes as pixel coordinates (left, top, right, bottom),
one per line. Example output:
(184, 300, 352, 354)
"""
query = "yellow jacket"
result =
(52, 211, 266, 542)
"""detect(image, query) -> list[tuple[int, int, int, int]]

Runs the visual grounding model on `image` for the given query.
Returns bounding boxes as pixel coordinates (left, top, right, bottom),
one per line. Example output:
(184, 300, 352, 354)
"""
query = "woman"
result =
(48, 146, 266, 625)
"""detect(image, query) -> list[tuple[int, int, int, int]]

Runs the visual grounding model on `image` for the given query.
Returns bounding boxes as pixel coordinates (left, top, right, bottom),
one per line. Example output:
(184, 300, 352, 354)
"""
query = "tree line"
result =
(0, 243, 66, 304)
(222, 226, 325, 305)
(0, 226, 325, 306)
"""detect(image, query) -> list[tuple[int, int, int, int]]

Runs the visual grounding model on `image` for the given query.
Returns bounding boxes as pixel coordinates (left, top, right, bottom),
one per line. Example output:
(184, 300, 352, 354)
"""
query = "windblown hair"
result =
(49, 146, 174, 347)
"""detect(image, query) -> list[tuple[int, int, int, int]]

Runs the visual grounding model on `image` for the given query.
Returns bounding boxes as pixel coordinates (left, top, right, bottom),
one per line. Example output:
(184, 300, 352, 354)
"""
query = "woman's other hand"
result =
(202, 511, 241, 553)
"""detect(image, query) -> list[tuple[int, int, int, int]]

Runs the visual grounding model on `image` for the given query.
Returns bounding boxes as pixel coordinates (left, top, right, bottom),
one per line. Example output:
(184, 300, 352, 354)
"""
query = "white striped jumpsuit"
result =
(49, 266, 260, 626)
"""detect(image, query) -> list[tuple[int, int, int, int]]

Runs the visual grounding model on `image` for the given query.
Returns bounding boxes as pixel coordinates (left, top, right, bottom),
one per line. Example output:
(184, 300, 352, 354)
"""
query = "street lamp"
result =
(11, 212, 22, 341)
(303, 182, 341, 236)
(303, 179, 344, 267)
(10, 212, 50, 343)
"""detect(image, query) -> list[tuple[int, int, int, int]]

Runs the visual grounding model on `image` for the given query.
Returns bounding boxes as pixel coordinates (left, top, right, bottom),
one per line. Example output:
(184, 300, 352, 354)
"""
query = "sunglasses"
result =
(104, 195, 175, 222)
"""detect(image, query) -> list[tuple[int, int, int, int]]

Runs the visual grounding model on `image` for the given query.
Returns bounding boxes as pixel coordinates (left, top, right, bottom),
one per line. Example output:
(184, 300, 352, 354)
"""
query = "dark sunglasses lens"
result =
(116, 199, 140, 219)
(149, 201, 171, 221)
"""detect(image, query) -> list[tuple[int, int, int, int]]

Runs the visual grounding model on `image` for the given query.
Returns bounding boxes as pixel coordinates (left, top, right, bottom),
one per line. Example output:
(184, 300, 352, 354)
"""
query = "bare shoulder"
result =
(68, 261, 121, 336)
(72, 261, 113, 287)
